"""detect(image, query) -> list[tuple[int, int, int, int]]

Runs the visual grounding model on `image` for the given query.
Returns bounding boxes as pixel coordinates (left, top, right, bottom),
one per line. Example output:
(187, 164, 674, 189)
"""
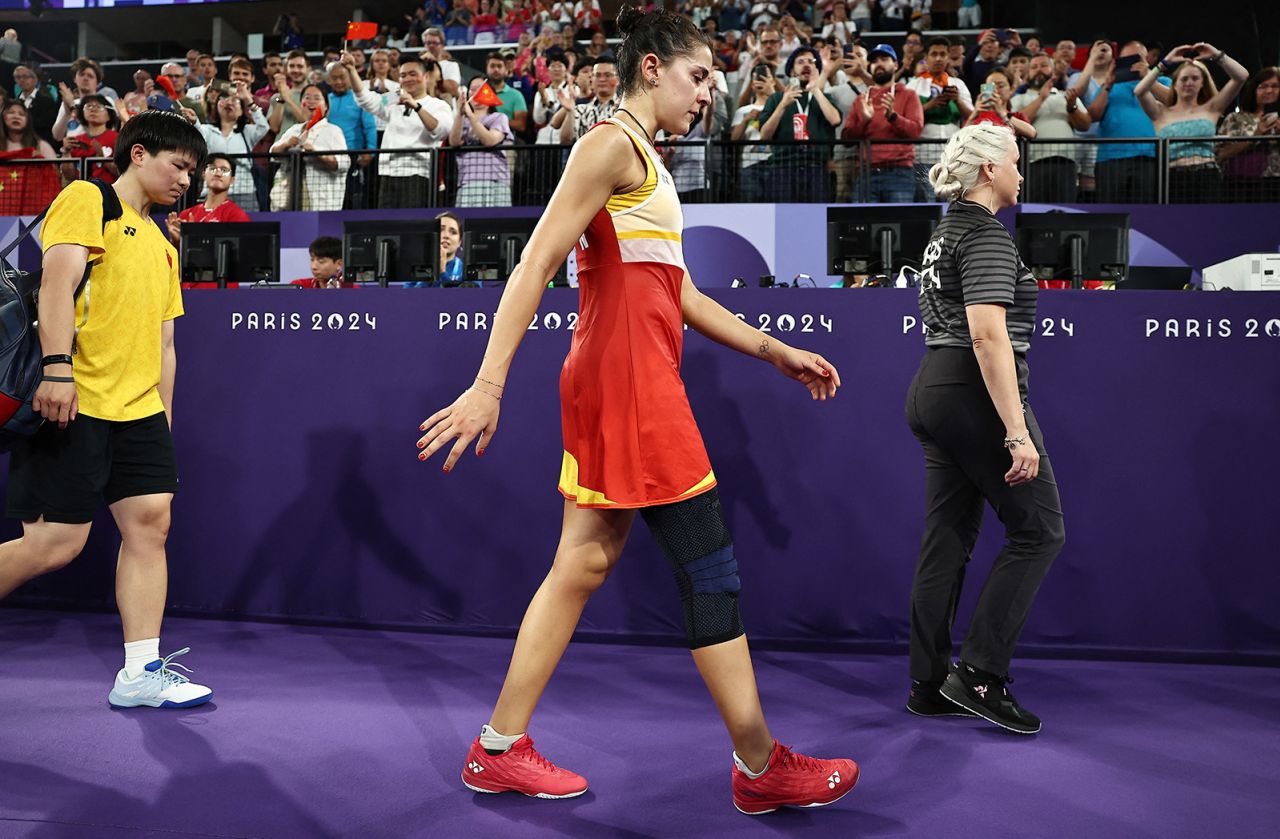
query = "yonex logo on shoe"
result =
(974, 685, 988, 699)
(467, 761, 484, 774)
(827, 771, 841, 789)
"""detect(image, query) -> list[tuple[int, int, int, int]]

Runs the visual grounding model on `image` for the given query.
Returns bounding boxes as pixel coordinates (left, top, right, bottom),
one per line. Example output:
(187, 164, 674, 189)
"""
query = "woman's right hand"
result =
(1004, 432, 1040, 486)
(1257, 113, 1279, 135)
(417, 385, 501, 472)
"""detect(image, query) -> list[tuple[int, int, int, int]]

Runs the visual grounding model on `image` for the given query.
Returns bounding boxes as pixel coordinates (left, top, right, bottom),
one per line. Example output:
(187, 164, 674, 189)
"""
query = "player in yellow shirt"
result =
(0, 110, 214, 709)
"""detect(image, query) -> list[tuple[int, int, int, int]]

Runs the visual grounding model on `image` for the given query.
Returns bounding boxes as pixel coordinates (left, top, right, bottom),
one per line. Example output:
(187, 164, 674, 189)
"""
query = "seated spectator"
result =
(1136, 42, 1247, 203)
(450, 77, 515, 207)
(194, 81, 268, 210)
(292, 236, 354, 287)
(1012, 52, 1092, 202)
(254, 53, 283, 108)
(1024, 36, 1043, 56)
(907, 37, 973, 201)
(759, 45, 843, 201)
(1218, 67, 1280, 202)
(842, 43, 924, 203)
(270, 84, 350, 211)
(165, 154, 251, 247)
(965, 68, 1035, 139)
(423, 28, 463, 100)
(821, 2, 856, 46)
(62, 94, 120, 183)
(558, 55, 619, 144)
(12, 64, 57, 147)
(345, 52, 453, 208)
(406, 212, 464, 287)
(0, 100, 59, 215)
(1053, 39, 1077, 73)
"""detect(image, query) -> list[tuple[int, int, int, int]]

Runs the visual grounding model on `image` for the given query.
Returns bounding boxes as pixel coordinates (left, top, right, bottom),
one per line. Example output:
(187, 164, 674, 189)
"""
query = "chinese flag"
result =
(472, 82, 503, 108)
(345, 21, 378, 41)
(0, 149, 61, 216)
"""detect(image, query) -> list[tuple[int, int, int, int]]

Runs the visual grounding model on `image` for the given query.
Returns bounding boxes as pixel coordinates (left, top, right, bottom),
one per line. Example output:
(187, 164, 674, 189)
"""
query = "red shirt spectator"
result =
(841, 82, 924, 167)
(179, 199, 251, 224)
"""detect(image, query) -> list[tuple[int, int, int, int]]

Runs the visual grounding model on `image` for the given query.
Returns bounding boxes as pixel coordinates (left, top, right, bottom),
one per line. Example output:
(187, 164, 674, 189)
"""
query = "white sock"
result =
(123, 638, 160, 679)
(733, 751, 769, 779)
(479, 724, 524, 754)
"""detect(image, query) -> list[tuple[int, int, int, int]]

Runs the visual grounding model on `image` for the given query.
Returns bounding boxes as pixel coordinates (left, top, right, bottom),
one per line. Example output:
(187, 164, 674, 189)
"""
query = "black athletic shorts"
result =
(6, 412, 179, 524)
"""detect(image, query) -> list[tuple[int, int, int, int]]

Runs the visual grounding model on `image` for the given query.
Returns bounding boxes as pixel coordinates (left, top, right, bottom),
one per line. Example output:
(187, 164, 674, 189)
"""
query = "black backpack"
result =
(0, 180, 122, 451)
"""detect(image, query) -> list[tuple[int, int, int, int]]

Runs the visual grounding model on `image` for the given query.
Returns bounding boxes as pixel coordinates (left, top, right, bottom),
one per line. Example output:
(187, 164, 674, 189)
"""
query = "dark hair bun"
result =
(616, 5, 647, 37)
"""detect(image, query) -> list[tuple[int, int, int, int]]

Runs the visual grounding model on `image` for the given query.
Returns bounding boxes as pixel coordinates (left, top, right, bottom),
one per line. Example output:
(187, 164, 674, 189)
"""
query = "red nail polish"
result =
(478, 450, 485, 457)
(442, 465, 450, 473)
(417, 441, 424, 448)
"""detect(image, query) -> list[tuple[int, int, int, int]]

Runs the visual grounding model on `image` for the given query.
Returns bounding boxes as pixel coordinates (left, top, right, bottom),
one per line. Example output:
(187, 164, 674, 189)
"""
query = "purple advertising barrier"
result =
(5, 289, 1279, 661)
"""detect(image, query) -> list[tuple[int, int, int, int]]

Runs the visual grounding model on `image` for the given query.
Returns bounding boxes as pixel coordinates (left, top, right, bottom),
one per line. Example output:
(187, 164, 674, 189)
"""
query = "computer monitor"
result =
(461, 217, 539, 284)
(181, 222, 280, 287)
(343, 220, 438, 287)
(1015, 211, 1130, 289)
(827, 205, 943, 279)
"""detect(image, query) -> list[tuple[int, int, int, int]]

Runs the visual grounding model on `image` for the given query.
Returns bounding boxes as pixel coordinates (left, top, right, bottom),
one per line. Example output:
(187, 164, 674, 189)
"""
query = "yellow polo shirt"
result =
(39, 180, 183, 421)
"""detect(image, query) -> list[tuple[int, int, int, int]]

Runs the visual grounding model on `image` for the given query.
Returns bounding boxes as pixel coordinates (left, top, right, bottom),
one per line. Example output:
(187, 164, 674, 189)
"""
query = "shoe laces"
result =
(513, 737, 557, 772)
(150, 647, 195, 688)
(776, 743, 825, 773)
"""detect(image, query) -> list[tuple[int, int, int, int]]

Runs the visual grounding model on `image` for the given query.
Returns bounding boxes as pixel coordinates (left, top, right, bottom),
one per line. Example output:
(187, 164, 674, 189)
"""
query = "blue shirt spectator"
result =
(327, 86, 377, 153)
(1095, 77, 1168, 162)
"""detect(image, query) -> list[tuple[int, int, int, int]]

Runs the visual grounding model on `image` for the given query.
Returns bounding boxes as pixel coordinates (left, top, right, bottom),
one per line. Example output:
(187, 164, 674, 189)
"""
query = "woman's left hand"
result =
(771, 344, 840, 401)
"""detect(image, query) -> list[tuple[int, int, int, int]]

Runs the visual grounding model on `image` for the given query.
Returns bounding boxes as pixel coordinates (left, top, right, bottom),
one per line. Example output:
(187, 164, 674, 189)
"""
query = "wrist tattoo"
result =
(757, 339, 771, 357)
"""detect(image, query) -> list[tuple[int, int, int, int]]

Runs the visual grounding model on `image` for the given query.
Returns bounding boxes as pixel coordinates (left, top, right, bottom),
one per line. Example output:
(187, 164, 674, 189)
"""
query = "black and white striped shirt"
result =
(917, 199, 1038, 353)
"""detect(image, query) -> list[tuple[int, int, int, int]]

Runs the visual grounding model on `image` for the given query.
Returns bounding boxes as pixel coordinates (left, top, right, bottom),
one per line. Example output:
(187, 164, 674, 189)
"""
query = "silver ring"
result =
(1019, 467, 1029, 472)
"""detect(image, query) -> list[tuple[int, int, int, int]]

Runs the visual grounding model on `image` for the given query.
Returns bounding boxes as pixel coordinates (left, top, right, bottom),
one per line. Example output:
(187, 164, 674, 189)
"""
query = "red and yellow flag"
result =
(345, 21, 378, 41)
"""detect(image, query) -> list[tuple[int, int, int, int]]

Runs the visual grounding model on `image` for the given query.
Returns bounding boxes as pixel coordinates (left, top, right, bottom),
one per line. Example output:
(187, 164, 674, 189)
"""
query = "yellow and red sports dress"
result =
(557, 117, 716, 509)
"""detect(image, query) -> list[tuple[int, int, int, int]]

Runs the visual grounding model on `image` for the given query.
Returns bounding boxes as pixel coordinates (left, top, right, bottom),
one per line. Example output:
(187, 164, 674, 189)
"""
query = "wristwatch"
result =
(414, 102, 423, 112)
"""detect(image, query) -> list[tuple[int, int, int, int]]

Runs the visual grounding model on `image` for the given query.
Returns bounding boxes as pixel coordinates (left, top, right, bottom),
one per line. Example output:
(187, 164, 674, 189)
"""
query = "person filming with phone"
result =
(1217, 67, 1280, 202)
(1134, 41, 1248, 203)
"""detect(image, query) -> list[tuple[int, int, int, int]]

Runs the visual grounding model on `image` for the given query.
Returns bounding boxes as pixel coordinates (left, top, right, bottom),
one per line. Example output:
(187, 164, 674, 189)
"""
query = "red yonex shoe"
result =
(732, 740, 859, 815)
(461, 734, 589, 799)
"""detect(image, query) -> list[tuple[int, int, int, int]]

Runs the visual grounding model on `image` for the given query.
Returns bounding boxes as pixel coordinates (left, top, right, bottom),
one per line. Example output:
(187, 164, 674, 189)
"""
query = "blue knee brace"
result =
(641, 489, 745, 649)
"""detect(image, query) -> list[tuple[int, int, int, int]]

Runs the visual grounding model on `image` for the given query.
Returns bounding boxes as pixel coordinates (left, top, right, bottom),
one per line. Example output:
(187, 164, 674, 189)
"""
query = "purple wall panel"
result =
(5, 290, 1278, 658)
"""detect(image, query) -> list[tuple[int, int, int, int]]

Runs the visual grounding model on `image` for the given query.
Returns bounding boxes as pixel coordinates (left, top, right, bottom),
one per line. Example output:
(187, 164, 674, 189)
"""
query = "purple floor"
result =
(1, 609, 1277, 839)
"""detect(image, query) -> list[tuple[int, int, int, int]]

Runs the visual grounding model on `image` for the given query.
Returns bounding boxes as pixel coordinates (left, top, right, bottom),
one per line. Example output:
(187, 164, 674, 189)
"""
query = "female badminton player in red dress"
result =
(417, 7, 858, 815)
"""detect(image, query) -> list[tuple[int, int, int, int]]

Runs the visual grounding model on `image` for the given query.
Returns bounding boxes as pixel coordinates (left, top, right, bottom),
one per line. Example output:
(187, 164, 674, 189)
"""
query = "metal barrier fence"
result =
(2, 134, 1277, 217)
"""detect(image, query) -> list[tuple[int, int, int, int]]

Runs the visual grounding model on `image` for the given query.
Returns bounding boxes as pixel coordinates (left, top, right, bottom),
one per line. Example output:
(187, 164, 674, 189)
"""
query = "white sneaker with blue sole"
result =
(108, 647, 213, 709)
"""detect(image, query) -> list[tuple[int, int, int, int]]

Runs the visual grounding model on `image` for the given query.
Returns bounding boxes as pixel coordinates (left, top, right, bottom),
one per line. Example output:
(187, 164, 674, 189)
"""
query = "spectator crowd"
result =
(0, 1, 1277, 216)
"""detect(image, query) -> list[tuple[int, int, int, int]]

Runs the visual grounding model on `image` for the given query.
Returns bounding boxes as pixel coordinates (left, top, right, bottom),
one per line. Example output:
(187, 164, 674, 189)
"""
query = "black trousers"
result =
(904, 347, 1066, 683)
(1169, 164, 1223, 204)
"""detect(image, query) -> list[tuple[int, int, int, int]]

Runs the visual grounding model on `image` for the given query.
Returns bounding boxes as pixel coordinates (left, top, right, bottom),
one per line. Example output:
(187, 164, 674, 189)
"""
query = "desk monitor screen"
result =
(181, 222, 281, 287)
(1015, 212, 1130, 287)
(344, 220, 438, 287)
(827, 205, 943, 277)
